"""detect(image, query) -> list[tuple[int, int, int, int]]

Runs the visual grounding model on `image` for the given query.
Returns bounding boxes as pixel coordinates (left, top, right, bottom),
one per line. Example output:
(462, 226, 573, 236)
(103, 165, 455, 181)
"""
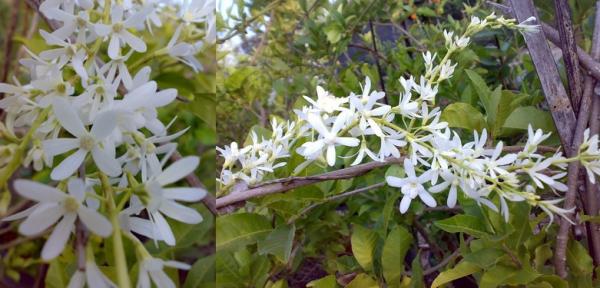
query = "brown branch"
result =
(487, 2, 600, 82)
(553, 0, 584, 113)
(581, 1, 600, 269)
(217, 157, 405, 208)
(170, 151, 217, 215)
(505, 0, 577, 154)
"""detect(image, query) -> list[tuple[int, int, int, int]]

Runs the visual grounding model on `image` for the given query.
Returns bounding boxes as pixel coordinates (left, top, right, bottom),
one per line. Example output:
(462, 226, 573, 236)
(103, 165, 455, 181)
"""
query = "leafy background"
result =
(217, 0, 600, 287)
(0, 1, 216, 287)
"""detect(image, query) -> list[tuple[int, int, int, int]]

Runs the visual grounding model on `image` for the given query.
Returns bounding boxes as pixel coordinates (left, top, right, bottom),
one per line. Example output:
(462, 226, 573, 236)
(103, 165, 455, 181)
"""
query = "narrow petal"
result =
(19, 203, 63, 235)
(51, 149, 87, 180)
(91, 147, 122, 177)
(43, 138, 79, 158)
(108, 35, 120, 59)
(41, 212, 76, 260)
(150, 89, 177, 107)
(78, 207, 112, 237)
(67, 178, 86, 202)
(13, 180, 65, 202)
(163, 188, 207, 202)
(151, 211, 175, 246)
(326, 145, 336, 166)
(120, 30, 147, 52)
(91, 110, 119, 139)
(155, 156, 199, 186)
(52, 97, 86, 137)
(419, 192, 437, 207)
(399, 196, 412, 213)
(334, 137, 360, 147)
(159, 200, 203, 224)
(385, 176, 407, 188)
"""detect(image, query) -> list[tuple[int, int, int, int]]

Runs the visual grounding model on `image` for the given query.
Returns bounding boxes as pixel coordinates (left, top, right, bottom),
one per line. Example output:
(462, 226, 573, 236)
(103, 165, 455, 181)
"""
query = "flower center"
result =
(56, 83, 67, 94)
(112, 22, 124, 33)
(63, 196, 79, 212)
(79, 134, 95, 151)
(76, 17, 87, 27)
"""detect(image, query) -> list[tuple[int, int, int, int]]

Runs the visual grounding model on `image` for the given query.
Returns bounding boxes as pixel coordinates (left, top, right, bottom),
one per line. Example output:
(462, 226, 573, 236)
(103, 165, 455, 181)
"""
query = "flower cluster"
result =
(217, 14, 588, 224)
(0, 0, 214, 287)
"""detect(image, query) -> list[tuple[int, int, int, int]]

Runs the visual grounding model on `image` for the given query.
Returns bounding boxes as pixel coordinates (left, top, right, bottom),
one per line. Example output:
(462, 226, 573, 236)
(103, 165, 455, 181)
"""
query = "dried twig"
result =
(368, 20, 387, 103)
(0, 0, 21, 100)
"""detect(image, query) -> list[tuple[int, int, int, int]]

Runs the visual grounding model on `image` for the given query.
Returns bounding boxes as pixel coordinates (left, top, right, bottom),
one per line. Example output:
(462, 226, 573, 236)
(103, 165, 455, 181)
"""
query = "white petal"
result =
(51, 149, 87, 180)
(163, 188, 207, 202)
(67, 271, 85, 288)
(41, 212, 76, 260)
(128, 217, 162, 240)
(13, 180, 65, 202)
(150, 89, 177, 107)
(52, 97, 86, 137)
(419, 192, 437, 207)
(334, 137, 360, 147)
(19, 203, 63, 235)
(43, 138, 80, 158)
(159, 200, 203, 224)
(326, 145, 336, 166)
(2, 203, 40, 221)
(94, 24, 111, 36)
(67, 178, 86, 202)
(108, 35, 120, 59)
(151, 211, 175, 246)
(399, 196, 412, 213)
(447, 185, 457, 208)
(86, 262, 115, 288)
(120, 30, 147, 52)
(91, 110, 118, 139)
(403, 158, 416, 179)
(155, 156, 199, 186)
(122, 81, 157, 108)
(386, 176, 407, 188)
(91, 147, 122, 177)
(78, 207, 112, 237)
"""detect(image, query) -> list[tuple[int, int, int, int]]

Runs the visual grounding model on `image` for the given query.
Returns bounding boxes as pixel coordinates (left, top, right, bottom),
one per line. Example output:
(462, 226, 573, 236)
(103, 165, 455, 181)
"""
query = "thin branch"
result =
(553, 0, 584, 113)
(368, 20, 387, 104)
(217, 0, 283, 44)
(404, 237, 474, 277)
(582, 0, 600, 268)
(286, 182, 386, 224)
(487, 1, 600, 82)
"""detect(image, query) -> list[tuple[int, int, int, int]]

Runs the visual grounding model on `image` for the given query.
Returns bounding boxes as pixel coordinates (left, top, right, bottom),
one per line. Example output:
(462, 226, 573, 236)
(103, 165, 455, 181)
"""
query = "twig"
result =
(487, 1, 600, 82)
(217, 157, 404, 208)
(217, 0, 283, 44)
(170, 151, 217, 215)
(404, 237, 474, 276)
(413, 220, 444, 259)
(286, 182, 386, 224)
(552, 0, 597, 276)
(368, 20, 387, 104)
(582, 0, 600, 268)
(553, 0, 584, 113)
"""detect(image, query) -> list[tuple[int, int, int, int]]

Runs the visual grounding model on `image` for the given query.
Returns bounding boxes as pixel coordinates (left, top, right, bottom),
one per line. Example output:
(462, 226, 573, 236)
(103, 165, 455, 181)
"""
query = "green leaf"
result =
(567, 239, 594, 276)
(307, 275, 338, 288)
(434, 215, 489, 238)
(410, 252, 424, 288)
(45, 259, 67, 288)
(479, 264, 540, 288)
(431, 261, 481, 288)
(190, 93, 216, 129)
(441, 102, 486, 132)
(381, 226, 412, 284)
(580, 214, 600, 223)
(258, 224, 295, 263)
(225, 67, 257, 91)
(216, 213, 272, 251)
(324, 22, 343, 44)
(463, 248, 505, 269)
(351, 225, 378, 271)
(416, 6, 437, 17)
(503, 106, 555, 132)
(346, 273, 379, 288)
(464, 69, 491, 109)
(183, 255, 215, 288)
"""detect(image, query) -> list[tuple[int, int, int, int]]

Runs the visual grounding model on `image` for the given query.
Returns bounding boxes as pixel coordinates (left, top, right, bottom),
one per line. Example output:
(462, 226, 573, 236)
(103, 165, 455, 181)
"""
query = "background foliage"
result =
(217, 0, 600, 287)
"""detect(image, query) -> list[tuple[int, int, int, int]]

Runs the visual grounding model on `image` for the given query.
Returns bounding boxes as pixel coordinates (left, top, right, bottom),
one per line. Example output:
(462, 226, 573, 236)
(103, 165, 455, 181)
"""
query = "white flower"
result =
(298, 111, 360, 166)
(386, 158, 436, 213)
(67, 260, 117, 288)
(94, 5, 148, 59)
(167, 24, 203, 72)
(303, 86, 348, 114)
(430, 170, 460, 208)
(142, 156, 206, 245)
(137, 257, 190, 288)
(10, 178, 112, 260)
(217, 142, 251, 168)
(43, 98, 122, 180)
